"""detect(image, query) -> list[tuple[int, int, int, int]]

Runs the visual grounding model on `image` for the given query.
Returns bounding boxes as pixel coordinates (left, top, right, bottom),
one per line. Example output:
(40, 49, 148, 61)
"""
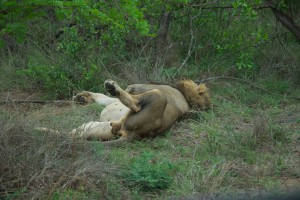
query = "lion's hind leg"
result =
(104, 79, 168, 138)
(121, 89, 168, 137)
(106, 88, 168, 142)
(104, 79, 140, 136)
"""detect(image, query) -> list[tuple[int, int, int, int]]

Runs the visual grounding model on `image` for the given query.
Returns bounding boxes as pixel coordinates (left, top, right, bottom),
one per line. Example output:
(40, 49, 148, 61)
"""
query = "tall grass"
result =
(0, 76, 299, 199)
(0, 110, 119, 199)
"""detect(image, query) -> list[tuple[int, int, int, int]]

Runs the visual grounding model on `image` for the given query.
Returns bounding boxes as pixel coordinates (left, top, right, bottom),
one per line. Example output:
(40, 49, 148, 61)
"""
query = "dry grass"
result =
(0, 110, 118, 199)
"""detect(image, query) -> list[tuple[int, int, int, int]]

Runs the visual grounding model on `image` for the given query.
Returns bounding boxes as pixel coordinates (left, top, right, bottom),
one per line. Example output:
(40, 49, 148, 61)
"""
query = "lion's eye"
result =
(78, 96, 86, 103)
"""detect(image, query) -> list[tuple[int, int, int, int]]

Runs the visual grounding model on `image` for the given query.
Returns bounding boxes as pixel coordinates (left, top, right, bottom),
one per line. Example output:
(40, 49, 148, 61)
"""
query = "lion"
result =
(71, 79, 211, 145)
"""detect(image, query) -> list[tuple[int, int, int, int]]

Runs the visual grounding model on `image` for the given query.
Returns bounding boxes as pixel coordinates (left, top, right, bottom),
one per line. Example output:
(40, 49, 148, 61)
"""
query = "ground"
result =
(0, 81, 299, 199)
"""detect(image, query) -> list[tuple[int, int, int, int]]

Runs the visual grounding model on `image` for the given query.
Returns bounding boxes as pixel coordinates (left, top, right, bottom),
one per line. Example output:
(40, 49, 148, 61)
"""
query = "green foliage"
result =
(0, 0, 155, 96)
(5, 188, 27, 200)
(52, 190, 88, 200)
(56, 27, 83, 58)
(18, 59, 106, 98)
(18, 63, 67, 95)
(0, 0, 151, 47)
(1, 0, 299, 95)
(216, 1, 268, 71)
(121, 151, 175, 191)
(167, 0, 270, 74)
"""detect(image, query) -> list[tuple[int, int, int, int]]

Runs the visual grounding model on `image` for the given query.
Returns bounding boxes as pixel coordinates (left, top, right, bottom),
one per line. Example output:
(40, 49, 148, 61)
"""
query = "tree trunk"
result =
(266, 0, 300, 40)
(153, 11, 171, 79)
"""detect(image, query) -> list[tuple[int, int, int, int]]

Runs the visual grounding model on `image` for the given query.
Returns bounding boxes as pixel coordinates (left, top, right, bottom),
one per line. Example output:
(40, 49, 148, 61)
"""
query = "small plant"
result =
(274, 156, 287, 176)
(4, 188, 27, 200)
(270, 124, 288, 142)
(206, 130, 222, 156)
(121, 151, 175, 191)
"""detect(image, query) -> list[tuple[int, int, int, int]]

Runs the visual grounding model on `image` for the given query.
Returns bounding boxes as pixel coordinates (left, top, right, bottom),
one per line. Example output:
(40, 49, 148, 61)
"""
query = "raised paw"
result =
(104, 80, 120, 96)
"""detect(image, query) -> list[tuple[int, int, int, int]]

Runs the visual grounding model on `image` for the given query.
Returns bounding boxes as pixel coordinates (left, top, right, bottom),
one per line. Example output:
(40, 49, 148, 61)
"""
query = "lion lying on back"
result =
(71, 79, 210, 145)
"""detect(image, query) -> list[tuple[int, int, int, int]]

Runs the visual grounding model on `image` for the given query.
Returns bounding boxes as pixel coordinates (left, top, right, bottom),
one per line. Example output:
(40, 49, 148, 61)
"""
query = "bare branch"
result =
(195, 5, 270, 10)
(188, 0, 221, 7)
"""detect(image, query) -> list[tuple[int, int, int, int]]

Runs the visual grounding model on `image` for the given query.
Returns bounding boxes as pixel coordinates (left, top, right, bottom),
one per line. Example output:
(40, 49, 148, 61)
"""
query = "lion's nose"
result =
(79, 96, 86, 103)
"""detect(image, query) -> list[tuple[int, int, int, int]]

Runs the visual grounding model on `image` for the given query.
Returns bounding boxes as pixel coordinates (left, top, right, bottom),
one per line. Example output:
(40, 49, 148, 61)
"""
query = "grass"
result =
(0, 79, 299, 199)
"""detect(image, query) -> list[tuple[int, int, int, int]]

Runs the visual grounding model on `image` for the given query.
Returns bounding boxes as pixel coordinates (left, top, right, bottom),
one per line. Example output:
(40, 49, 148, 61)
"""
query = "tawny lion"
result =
(70, 79, 211, 145)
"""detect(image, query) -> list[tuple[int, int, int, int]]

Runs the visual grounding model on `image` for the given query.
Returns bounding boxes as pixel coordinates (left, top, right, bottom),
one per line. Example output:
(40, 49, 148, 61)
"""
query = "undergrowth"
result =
(0, 77, 299, 199)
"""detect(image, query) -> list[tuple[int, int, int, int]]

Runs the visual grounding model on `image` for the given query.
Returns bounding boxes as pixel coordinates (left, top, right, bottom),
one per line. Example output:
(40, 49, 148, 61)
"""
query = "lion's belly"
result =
(100, 102, 130, 122)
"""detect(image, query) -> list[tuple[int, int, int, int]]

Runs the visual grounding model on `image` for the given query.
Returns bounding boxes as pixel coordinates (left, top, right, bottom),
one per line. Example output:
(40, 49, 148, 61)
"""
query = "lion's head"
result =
(73, 91, 95, 104)
(175, 79, 211, 110)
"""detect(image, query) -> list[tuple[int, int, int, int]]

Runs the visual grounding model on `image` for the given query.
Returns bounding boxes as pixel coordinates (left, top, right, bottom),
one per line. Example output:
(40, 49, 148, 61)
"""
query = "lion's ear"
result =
(197, 84, 207, 95)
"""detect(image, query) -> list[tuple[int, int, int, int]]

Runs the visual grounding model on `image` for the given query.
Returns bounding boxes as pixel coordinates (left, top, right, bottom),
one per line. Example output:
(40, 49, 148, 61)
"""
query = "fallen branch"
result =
(0, 100, 73, 105)
(196, 76, 300, 101)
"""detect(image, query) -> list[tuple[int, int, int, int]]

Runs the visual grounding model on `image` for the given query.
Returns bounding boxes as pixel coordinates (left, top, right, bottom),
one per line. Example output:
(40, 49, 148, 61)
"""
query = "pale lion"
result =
(71, 79, 211, 145)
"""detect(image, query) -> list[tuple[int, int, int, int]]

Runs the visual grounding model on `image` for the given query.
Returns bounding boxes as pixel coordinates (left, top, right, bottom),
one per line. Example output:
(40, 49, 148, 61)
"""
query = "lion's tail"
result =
(34, 127, 61, 134)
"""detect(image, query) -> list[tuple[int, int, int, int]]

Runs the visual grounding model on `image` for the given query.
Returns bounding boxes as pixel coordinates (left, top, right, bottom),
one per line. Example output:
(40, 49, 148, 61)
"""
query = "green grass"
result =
(1, 79, 299, 199)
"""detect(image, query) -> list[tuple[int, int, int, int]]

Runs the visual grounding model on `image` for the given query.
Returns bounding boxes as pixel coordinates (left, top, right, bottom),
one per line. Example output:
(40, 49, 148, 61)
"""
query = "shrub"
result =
(121, 151, 175, 191)
(18, 62, 105, 99)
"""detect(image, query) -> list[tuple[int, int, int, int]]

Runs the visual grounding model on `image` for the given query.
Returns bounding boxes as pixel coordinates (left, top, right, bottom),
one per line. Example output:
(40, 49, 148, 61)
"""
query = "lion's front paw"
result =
(104, 80, 120, 96)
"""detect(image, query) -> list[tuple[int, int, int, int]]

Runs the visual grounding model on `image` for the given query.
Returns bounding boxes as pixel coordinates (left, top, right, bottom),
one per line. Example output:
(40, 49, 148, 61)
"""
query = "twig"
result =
(195, 5, 270, 10)
(178, 15, 195, 71)
(188, 0, 221, 7)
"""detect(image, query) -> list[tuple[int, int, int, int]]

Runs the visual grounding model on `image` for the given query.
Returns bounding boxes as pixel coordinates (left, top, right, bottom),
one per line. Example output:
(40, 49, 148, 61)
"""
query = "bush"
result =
(121, 151, 175, 191)
(18, 62, 105, 99)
